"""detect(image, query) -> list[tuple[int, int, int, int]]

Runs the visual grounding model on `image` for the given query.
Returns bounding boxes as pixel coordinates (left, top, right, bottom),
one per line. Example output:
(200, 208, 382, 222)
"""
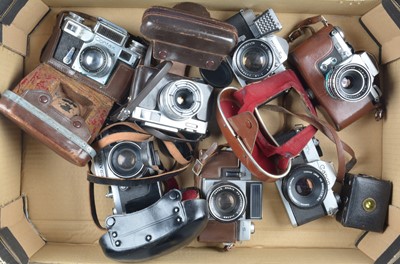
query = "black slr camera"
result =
(201, 9, 288, 87)
(275, 128, 339, 226)
(197, 150, 263, 247)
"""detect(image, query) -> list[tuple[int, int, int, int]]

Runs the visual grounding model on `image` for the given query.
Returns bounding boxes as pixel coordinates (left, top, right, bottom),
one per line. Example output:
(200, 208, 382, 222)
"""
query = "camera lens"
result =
(233, 39, 274, 82)
(325, 63, 371, 102)
(108, 142, 144, 179)
(158, 80, 202, 121)
(208, 183, 246, 222)
(281, 165, 327, 209)
(79, 46, 111, 76)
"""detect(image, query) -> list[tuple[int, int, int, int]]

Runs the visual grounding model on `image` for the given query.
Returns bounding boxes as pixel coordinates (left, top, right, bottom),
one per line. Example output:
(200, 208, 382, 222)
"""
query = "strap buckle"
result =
(192, 159, 204, 176)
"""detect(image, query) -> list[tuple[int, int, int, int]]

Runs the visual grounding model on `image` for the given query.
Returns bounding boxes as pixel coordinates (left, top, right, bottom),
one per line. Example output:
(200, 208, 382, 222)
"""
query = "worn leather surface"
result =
(0, 63, 113, 166)
(289, 24, 375, 130)
(141, 5, 238, 70)
(40, 11, 135, 103)
(198, 220, 237, 244)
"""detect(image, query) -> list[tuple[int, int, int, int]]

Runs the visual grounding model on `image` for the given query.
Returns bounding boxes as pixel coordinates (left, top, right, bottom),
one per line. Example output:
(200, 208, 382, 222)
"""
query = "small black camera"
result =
(336, 173, 392, 232)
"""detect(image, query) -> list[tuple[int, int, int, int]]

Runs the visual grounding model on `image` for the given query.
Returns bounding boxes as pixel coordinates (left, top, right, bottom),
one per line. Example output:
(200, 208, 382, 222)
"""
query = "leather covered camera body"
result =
(196, 150, 263, 248)
(289, 20, 382, 130)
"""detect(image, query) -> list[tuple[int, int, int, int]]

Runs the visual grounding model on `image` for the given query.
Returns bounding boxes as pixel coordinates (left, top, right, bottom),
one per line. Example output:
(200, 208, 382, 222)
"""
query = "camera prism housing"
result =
(227, 9, 289, 86)
(198, 150, 263, 246)
(129, 66, 213, 135)
(41, 11, 147, 103)
(289, 24, 382, 130)
(276, 129, 339, 226)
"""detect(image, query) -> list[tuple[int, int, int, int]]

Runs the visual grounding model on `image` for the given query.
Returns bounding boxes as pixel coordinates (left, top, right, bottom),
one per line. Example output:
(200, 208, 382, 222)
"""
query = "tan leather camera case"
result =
(0, 64, 113, 166)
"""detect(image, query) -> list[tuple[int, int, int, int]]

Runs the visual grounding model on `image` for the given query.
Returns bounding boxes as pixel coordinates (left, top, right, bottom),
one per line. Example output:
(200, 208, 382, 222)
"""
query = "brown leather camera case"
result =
(140, 5, 238, 70)
(40, 11, 135, 103)
(289, 24, 376, 130)
(0, 64, 113, 166)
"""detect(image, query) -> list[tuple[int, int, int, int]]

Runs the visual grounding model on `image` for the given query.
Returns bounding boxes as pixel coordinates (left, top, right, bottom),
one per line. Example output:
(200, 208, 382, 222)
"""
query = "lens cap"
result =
(199, 61, 233, 88)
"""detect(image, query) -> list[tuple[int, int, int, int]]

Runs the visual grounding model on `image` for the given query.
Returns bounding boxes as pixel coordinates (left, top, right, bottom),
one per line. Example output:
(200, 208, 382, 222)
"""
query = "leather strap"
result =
(287, 15, 329, 42)
(89, 182, 105, 230)
(192, 142, 219, 176)
(263, 104, 356, 182)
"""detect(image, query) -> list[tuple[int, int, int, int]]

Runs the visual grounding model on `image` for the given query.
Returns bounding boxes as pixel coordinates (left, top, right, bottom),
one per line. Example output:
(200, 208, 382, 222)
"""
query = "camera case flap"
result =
(288, 19, 379, 130)
(0, 63, 113, 166)
(336, 174, 392, 232)
(41, 11, 140, 103)
(99, 189, 208, 262)
(140, 5, 238, 70)
(216, 70, 319, 182)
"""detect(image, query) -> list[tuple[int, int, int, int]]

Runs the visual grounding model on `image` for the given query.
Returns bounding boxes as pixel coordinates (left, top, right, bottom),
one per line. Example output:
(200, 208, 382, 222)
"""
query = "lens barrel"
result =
(108, 141, 145, 179)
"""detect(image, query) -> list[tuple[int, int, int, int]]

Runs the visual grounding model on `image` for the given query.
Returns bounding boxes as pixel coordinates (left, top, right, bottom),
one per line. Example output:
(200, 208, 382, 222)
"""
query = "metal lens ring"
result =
(282, 164, 328, 209)
(79, 45, 111, 76)
(108, 141, 145, 179)
(158, 80, 202, 121)
(233, 39, 274, 81)
(325, 63, 372, 102)
(208, 183, 246, 223)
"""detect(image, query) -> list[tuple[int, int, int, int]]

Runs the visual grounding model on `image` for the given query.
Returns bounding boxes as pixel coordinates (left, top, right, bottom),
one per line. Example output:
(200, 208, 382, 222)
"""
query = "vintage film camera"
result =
(200, 9, 289, 88)
(117, 62, 213, 136)
(41, 11, 147, 103)
(89, 125, 208, 262)
(275, 128, 339, 227)
(289, 18, 382, 130)
(197, 150, 263, 248)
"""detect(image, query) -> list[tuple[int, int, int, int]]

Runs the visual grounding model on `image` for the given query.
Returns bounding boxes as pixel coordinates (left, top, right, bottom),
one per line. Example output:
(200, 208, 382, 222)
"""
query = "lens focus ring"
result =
(79, 46, 111, 76)
(207, 183, 246, 223)
(108, 141, 144, 179)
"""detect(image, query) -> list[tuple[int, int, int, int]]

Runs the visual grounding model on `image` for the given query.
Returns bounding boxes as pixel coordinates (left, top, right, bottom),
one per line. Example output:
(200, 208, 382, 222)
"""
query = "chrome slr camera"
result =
(198, 150, 263, 247)
(227, 9, 289, 87)
(54, 12, 147, 85)
(320, 27, 381, 103)
(275, 128, 339, 227)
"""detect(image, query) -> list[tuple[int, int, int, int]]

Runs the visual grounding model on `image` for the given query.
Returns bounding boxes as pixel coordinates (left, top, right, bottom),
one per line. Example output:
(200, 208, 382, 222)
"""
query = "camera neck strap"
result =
(287, 15, 329, 42)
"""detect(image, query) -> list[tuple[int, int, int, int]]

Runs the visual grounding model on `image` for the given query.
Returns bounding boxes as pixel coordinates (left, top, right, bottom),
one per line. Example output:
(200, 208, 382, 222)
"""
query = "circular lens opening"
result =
(295, 177, 314, 197)
(325, 63, 371, 102)
(208, 183, 246, 222)
(281, 165, 327, 209)
(80, 46, 109, 76)
(108, 142, 144, 179)
(174, 88, 194, 110)
(158, 80, 202, 121)
(233, 39, 274, 81)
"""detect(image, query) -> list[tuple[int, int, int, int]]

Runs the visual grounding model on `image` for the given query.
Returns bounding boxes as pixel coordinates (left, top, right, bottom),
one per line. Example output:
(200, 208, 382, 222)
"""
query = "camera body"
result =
(129, 66, 213, 135)
(227, 9, 289, 87)
(289, 23, 382, 130)
(90, 127, 163, 213)
(197, 150, 263, 247)
(41, 11, 147, 103)
(276, 128, 339, 226)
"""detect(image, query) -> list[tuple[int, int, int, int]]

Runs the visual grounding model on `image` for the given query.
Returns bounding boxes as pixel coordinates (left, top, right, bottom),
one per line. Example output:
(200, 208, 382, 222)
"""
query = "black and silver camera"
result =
(275, 128, 339, 227)
(53, 12, 147, 85)
(118, 63, 213, 135)
(320, 27, 381, 103)
(201, 9, 288, 88)
(197, 150, 263, 247)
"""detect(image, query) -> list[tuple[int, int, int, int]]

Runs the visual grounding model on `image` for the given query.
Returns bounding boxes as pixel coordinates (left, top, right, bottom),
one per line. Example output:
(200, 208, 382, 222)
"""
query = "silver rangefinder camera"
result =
(56, 12, 147, 85)
(275, 128, 339, 227)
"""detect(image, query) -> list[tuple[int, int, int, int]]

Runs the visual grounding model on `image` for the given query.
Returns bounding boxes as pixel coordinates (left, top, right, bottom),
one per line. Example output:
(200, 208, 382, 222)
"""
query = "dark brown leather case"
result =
(289, 24, 376, 130)
(140, 5, 238, 70)
(0, 64, 113, 166)
(40, 11, 135, 103)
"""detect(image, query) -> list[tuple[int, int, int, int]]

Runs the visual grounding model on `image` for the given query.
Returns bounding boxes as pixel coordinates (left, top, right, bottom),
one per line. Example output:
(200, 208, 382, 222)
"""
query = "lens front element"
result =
(108, 142, 144, 179)
(208, 183, 246, 222)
